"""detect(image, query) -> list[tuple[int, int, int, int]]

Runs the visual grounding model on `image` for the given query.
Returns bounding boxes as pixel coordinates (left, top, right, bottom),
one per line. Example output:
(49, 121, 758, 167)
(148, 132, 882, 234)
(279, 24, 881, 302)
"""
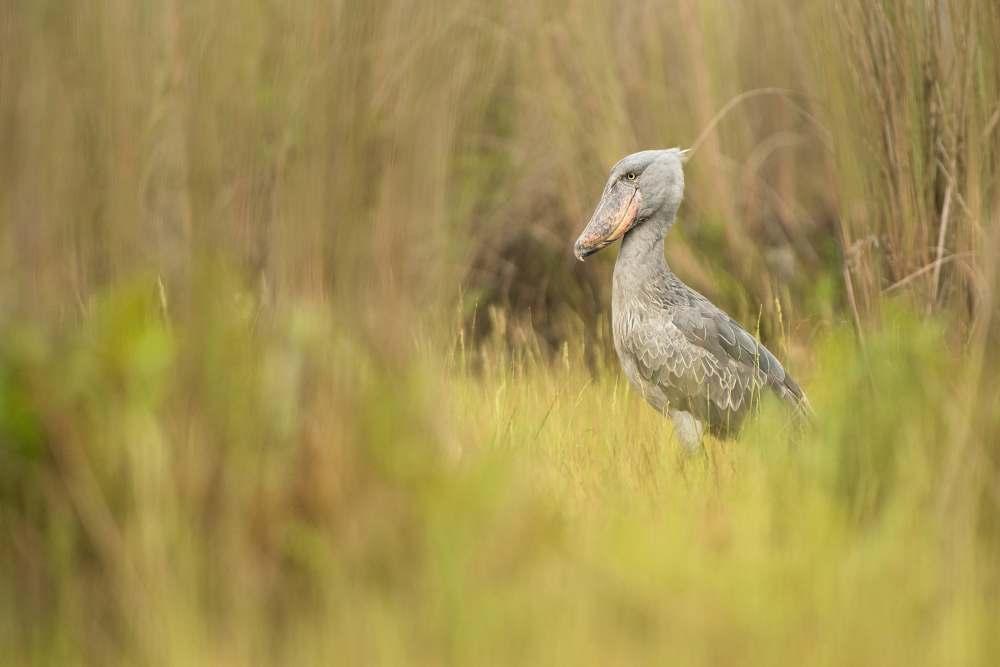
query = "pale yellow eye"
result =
(626, 172, 637, 181)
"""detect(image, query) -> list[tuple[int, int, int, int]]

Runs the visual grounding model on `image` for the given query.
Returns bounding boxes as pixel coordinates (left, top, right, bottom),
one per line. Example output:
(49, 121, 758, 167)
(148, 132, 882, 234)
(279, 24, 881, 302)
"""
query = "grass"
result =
(2, 0, 1000, 664)
(1, 284, 998, 665)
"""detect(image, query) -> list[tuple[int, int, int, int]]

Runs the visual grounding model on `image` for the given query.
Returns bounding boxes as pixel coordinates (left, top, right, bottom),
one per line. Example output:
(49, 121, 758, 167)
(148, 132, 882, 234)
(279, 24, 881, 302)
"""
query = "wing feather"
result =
(622, 305, 808, 436)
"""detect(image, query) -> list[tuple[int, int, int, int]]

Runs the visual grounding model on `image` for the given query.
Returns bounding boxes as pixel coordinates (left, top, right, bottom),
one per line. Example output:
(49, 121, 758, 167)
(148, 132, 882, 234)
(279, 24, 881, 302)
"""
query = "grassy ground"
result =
(2, 0, 1000, 664)
(2, 286, 998, 664)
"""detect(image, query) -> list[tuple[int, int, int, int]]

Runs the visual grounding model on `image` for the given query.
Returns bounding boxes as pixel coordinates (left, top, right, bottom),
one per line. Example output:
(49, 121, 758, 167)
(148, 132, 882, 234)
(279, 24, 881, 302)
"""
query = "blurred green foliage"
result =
(2, 279, 996, 664)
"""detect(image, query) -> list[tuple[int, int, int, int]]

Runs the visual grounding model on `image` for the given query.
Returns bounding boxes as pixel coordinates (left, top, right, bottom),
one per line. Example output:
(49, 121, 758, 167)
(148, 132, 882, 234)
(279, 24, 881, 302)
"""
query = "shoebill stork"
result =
(573, 148, 809, 451)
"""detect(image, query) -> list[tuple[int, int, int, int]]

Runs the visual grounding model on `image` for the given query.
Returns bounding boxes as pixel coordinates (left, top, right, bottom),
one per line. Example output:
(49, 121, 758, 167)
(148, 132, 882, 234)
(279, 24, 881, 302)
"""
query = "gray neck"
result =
(613, 211, 673, 295)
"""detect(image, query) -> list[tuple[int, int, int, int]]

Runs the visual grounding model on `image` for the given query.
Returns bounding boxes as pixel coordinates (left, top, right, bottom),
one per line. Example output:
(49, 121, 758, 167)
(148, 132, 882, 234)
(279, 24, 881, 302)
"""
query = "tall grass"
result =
(818, 0, 1000, 333)
(1, 0, 999, 664)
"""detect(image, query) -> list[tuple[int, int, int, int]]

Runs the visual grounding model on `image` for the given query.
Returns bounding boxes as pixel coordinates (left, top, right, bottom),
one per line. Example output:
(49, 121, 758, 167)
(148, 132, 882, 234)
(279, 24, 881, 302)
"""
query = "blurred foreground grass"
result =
(2, 276, 999, 664)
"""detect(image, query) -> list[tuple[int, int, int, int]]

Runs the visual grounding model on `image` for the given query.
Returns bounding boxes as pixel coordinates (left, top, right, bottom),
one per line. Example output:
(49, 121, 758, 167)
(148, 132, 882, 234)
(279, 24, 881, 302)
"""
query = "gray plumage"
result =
(574, 149, 809, 451)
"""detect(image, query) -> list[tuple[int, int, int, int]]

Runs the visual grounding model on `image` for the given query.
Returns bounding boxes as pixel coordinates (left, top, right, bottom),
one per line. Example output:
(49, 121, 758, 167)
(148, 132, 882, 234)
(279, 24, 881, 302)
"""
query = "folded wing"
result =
(624, 304, 808, 437)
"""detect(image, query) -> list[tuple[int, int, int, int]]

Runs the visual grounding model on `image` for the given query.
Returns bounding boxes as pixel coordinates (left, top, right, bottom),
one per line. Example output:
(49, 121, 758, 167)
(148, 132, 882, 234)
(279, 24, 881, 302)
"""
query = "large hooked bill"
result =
(573, 184, 643, 261)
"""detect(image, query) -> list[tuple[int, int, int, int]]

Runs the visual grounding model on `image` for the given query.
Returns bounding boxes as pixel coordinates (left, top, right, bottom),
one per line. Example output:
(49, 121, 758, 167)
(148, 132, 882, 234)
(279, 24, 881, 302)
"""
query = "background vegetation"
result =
(2, 0, 999, 664)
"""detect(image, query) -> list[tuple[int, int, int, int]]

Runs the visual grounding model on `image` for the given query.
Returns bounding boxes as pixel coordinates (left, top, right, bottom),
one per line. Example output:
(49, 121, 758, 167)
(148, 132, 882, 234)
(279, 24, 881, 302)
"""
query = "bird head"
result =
(573, 148, 687, 261)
